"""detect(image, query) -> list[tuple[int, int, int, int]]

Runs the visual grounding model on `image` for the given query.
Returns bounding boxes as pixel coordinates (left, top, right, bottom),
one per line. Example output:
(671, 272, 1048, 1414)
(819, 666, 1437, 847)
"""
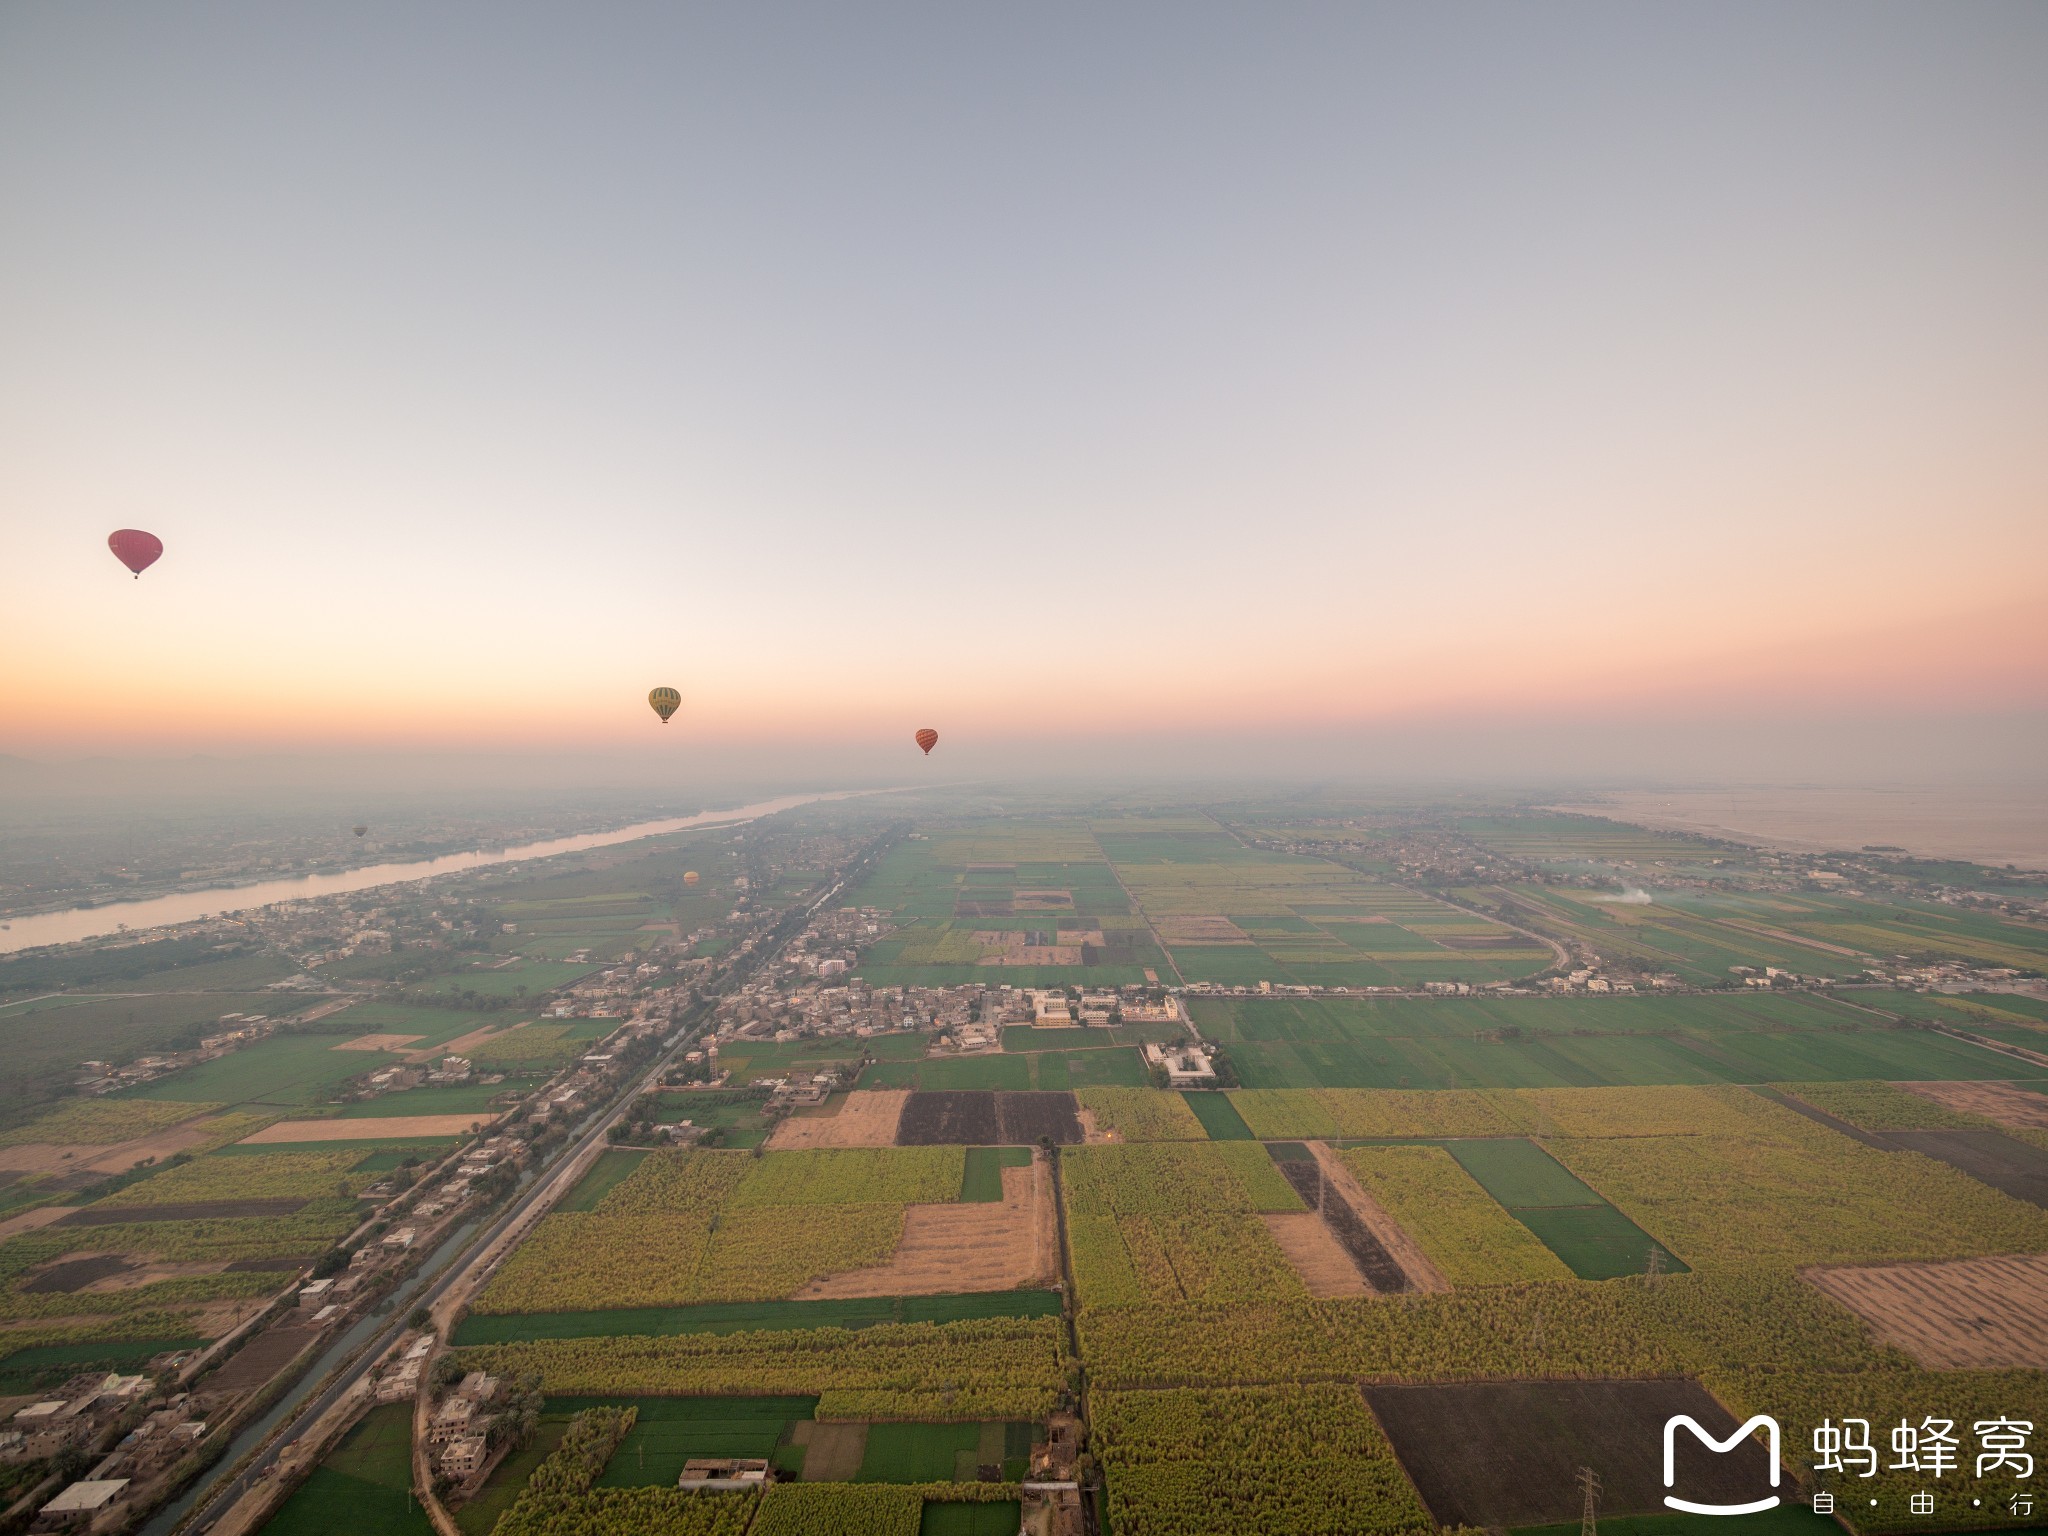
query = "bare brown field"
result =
(25, 1253, 228, 1294)
(1260, 1211, 1368, 1297)
(406, 1024, 512, 1063)
(766, 1091, 909, 1149)
(0, 1206, 76, 1242)
(1903, 1079, 2048, 1129)
(1152, 915, 1251, 944)
(1309, 1142, 1448, 1293)
(0, 1117, 236, 1177)
(1000, 945, 1081, 966)
(793, 1421, 867, 1481)
(203, 1323, 320, 1394)
(1805, 1253, 2048, 1368)
(241, 1114, 494, 1143)
(332, 1033, 422, 1052)
(794, 1160, 1056, 1298)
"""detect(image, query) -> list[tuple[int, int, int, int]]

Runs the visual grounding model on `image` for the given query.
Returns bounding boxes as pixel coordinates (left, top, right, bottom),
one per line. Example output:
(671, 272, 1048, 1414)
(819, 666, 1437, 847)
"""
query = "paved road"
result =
(178, 834, 897, 1535)
(182, 1034, 688, 1535)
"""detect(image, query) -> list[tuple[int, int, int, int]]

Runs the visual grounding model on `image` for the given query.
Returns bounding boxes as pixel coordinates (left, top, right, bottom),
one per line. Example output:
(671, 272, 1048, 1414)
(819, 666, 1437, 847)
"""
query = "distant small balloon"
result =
(649, 687, 681, 725)
(915, 728, 938, 755)
(683, 870, 700, 886)
(108, 529, 164, 579)
(353, 825, 368, 838)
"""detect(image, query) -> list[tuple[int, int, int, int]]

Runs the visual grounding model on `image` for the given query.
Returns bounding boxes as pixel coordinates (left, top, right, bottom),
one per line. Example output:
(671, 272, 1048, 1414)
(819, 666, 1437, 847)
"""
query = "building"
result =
(37, 1480, 128, 1529)
(1030, 990, 1073, 1026)
(441, 1436, 491, 1479)
(1141, 1040, 1218, 1087)
(428, 1397, 479, 1445)
(678, 1458, 770, 1491)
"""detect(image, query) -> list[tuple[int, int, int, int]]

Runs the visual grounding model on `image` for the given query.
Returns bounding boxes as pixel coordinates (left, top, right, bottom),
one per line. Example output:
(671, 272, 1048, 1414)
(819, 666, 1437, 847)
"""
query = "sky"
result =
(2, 3, 2045, 781)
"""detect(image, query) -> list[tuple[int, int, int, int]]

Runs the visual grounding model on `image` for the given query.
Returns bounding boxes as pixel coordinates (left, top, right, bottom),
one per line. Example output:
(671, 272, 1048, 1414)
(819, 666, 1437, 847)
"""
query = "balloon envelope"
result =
(648, 687, 681, 724)
(683, 871, 700, 885)
(108, 529, 163, 578)
(353, 826, 368, 837)
(915, 728, 938, 755)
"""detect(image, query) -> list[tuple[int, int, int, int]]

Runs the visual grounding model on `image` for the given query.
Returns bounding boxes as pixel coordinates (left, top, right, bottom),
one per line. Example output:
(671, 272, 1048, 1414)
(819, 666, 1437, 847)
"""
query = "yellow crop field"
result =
(1338, 1146, 1570, 1284)
(1230, 1089, 1523, 1140)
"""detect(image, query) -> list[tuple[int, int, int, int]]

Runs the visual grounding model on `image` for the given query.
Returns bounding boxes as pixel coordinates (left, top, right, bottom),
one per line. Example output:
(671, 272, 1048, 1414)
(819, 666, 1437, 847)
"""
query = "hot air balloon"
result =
(648, 687, 681, 725)
(915, 728, 938, 756)
(353, 825, 368, 838)
(683, 870, 700, 886)
(108, 529, 164, 579)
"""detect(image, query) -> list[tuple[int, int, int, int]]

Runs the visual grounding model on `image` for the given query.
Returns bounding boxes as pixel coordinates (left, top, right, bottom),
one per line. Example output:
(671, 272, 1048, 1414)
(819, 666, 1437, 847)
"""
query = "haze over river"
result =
(0, 789, 886, 955)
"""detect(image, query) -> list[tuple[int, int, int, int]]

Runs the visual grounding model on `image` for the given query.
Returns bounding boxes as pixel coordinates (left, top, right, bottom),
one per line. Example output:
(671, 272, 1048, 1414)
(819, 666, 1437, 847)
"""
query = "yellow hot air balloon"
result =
(683, 870, 700, 886)
(648, 687, 681, 725)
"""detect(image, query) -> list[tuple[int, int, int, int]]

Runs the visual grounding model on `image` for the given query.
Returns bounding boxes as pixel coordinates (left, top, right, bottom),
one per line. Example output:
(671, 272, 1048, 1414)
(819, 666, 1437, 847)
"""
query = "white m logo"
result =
(1663, 1414, 1781, 1515)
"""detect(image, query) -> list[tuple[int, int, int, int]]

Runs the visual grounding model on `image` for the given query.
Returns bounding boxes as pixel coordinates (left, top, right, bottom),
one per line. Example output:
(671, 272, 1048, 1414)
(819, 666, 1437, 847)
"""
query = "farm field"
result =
(767, 1090, 907, 1149)
(895, 1091, 1082, 1145)
(0, 991, 300, 1125)
(1180, 1091, 1253, 1139)
(1363, 1380, 1775, 1528)
(453, 1290, 1064, 1346)
(1441, 1138, 1681, 1280)
(259, 1403, 433, 1536)
(1804, 1252, 2048, 1368)
(121, 1031, 404, 1109)
(843, 815, 1550, 988)
(1190, 992, 2033, 1089)
(861, 1045, 1148, 1091)
(473, 1147, 987, 1313)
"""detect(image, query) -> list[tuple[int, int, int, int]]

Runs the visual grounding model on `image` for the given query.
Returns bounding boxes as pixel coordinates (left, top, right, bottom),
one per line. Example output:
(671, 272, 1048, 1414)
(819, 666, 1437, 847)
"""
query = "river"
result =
(0, 789, 888, 955)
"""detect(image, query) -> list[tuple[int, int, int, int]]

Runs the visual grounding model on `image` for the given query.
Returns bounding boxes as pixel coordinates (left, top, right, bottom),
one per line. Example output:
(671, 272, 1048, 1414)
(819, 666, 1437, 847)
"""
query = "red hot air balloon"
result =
(108, 530, 164, 579)
(914, 728, 938, 755)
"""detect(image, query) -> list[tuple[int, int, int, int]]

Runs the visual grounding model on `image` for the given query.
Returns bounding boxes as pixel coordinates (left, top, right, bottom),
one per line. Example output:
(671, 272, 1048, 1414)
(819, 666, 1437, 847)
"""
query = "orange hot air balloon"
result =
(683, 871, 700, 886)
(108, 529, 164, 578)
(648, 687, 681, 725)
(914, 728, 938, 755)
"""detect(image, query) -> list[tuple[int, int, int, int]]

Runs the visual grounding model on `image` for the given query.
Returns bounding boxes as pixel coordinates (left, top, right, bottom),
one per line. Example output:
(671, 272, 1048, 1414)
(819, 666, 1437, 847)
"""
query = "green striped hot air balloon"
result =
(648, 687, 681, 725)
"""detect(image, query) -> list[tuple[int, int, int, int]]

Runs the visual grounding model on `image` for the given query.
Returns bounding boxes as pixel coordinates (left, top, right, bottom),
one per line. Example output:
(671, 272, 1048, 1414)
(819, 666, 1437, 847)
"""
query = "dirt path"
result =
(1309, 1142, 1448, 1293)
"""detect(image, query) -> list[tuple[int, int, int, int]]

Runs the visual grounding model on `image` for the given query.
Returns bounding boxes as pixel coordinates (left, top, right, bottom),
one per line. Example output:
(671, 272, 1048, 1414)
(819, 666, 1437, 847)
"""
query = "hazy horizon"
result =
(4, 2, 2045, 763)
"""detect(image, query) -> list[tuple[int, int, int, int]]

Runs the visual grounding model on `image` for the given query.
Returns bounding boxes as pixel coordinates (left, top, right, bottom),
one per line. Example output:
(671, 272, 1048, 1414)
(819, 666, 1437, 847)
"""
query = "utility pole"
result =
(1578, 1466, 1601, 1536)
(1645, 1246, 1665, 1287)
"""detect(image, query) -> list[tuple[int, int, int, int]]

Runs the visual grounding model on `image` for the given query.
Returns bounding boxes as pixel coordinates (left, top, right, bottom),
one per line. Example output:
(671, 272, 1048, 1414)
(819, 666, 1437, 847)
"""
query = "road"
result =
(177, 834, 895, 1536)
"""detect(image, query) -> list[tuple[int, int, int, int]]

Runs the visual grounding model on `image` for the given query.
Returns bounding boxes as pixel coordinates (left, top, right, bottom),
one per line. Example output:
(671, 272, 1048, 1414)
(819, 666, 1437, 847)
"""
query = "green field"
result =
(336, 1082, 510, 1118)
(214, 1137, 458, 1161)
(0, 1334, 207, 1392)
(124, 1031, 404, 1108)
(558, 1148, 649, 1212)
(259, 1404, 432, 1536)
(856, 1421, 1030, 1483)
(961, 1146, 1032, 1201)
(450, 1290, 1063, 1347)
(863, 1047, 1146, 1092)
(1444, 1138, 1682, 1280)
(650, 1090, 774, 1149)
(0, 991, 296, 1124)
(1189, 993, 2033, 1090)
(549, 1394, 816, 1486)
(1181, 1091, 1254, 1140)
